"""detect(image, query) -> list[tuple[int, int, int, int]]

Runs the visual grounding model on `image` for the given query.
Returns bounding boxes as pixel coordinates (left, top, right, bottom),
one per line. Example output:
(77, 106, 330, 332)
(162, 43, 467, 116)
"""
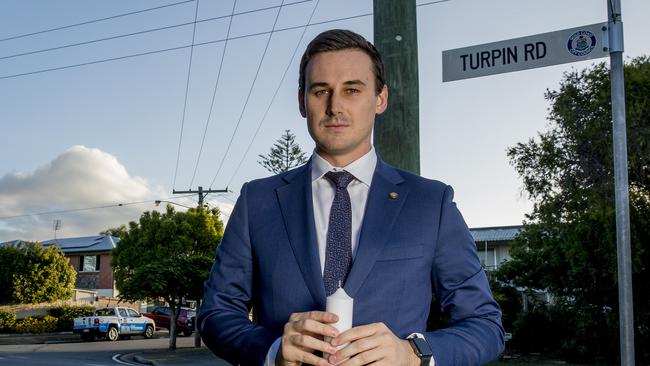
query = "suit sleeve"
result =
(199, 182, 276, 366)
(424, 185, 505, 366)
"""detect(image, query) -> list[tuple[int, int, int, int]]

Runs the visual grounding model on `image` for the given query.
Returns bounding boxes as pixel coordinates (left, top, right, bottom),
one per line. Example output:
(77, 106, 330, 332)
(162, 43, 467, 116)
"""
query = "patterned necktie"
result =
(323, 171, 355, 296)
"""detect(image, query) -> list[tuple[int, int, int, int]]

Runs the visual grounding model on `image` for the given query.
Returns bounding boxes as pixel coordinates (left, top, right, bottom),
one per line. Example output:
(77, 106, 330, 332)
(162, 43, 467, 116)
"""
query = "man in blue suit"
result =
(199, 29, 504, 366)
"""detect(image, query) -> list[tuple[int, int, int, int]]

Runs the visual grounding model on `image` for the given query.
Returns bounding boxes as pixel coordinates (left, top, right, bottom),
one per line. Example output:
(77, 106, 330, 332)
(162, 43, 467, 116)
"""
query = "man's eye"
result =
(346, 88, 360, 94)
(314, 90, 329, 96)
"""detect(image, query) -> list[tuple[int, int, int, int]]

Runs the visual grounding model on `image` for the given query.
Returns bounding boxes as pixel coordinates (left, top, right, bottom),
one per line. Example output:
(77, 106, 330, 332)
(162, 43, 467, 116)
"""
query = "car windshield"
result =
(95, 308, 115, 316)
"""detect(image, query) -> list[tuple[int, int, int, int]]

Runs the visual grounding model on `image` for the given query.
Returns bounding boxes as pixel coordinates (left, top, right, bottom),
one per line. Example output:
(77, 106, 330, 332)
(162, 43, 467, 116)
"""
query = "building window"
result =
(478, 248, 497, 270)
(79, 255, 101, 272)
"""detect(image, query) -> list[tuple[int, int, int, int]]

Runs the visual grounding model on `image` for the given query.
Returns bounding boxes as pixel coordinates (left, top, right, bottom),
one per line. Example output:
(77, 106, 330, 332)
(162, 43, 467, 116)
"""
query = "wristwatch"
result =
(408, 336, 433, 366)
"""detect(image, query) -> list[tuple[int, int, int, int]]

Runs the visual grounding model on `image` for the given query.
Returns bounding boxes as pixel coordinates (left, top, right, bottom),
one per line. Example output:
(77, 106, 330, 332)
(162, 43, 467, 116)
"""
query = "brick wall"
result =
(98, 254, 114, 289)
(64, 253, 114, 292)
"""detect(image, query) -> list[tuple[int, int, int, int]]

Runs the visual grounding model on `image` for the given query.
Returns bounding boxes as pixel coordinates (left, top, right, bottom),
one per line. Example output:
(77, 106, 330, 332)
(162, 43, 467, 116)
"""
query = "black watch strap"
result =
(408, 336, 433, 366)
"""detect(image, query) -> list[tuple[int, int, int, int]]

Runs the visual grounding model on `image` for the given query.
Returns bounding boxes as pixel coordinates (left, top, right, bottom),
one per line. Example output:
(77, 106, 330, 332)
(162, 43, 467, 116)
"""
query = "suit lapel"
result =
(276, 160, 326, 307)
(344, 159, 408, 298)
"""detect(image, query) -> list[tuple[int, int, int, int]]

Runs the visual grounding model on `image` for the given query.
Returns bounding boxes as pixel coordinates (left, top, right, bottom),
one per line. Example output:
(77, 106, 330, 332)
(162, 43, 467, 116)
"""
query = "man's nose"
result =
(326, 92, 343, 116)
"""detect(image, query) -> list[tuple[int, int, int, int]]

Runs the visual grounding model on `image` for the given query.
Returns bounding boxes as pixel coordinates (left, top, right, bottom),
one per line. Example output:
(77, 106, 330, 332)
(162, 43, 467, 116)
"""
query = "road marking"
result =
(111, 354, 139, 366)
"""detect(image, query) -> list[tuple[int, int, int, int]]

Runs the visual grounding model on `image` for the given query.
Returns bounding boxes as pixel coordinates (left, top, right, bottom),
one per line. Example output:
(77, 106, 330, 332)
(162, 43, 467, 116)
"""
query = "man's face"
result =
(300, 49, 388, 166)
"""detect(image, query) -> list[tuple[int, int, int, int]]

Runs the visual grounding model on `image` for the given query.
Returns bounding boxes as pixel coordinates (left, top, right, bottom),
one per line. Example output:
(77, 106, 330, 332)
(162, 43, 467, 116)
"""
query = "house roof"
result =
(0, 239, 25, 247)
(40, 235, 119, 254)
(470, 225, 523, 242)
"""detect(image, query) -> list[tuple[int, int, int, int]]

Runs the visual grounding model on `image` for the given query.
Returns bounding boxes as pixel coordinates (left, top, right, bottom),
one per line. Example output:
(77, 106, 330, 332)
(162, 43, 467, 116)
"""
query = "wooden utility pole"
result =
(373, 0, 420, 174)
(172, 185, 226, 348)
(173, 186, 227, 208)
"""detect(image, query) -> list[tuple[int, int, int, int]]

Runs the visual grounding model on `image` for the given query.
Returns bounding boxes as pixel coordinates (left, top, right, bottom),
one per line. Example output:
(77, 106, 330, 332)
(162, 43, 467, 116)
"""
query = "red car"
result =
(142, 306, 196, 336)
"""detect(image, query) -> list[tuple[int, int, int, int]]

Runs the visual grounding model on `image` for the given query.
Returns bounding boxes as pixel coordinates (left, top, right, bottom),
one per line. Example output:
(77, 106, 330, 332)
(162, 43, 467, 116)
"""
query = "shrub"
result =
(511, 306, 558, 353)
(14, 315, 58, 334)
(49, 305, 95, 331)
(0, 310, 16, 332)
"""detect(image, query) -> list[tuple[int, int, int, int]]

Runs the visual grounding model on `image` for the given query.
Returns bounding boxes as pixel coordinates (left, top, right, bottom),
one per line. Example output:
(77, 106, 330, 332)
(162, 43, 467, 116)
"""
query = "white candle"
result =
(324, 287, 353, 362)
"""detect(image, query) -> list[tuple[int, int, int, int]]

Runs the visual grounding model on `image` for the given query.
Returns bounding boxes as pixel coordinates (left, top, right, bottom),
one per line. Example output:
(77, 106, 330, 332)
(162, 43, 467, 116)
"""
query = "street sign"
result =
(442, 22, 609, 82)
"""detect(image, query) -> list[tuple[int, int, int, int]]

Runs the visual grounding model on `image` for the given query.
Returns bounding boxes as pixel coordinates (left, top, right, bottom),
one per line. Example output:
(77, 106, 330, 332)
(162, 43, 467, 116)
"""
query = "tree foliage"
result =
(258, 129, 308, 174)
(111, 205, 223, 349)
(498, 57, 650, 363)
(99, 225, 128, 238)
(0, 242, 76, 304)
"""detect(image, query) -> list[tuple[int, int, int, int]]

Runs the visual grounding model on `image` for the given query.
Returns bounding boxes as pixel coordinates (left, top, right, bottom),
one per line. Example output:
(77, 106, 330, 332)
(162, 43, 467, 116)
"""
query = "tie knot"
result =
(325, 171, 354, 189)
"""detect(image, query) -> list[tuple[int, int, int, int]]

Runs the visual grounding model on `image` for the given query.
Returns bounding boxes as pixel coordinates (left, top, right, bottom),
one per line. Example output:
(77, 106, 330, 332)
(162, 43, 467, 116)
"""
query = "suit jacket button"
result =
(389, 192, 399, 200)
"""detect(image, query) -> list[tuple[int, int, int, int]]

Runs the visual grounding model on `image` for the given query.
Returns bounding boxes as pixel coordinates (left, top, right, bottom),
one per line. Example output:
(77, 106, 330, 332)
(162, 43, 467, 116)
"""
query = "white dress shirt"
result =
(310, 148, 376, 273)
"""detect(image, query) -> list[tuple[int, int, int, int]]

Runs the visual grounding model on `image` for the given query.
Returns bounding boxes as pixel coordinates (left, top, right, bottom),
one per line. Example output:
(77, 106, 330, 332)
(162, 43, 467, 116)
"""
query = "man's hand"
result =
(328, 323, 420, 366)
(276, 311, 341, 366)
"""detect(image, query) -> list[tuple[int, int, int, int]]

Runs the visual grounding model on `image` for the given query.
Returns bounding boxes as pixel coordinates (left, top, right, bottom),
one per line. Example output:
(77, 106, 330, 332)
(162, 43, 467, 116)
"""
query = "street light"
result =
(154, 200, 197, 209)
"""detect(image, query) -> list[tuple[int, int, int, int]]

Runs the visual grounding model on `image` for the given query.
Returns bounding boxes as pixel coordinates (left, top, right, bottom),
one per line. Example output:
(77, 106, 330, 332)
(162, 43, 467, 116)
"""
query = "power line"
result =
(216, 193, 237, 204)
(208, 0, 288, 189)
(0, 42, 191, 80)
(0, 0, 313, 62)
(0, 0, 196, 43)
(188, 195, 232, 219)
(0, 195, 195, 220)
(417, 0, 450, 6)
(0, 20, 192, 62)
(0, 0, 451, 81)
(226, 0, 321, 189)
(189, 0, 238, 189)
(172, 0, 201, 189)
(0, 12, 373, 81)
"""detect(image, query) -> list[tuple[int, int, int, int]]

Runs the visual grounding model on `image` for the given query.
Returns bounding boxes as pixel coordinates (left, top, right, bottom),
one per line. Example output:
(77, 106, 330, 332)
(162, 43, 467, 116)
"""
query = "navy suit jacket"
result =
(199, 156, 504, 366)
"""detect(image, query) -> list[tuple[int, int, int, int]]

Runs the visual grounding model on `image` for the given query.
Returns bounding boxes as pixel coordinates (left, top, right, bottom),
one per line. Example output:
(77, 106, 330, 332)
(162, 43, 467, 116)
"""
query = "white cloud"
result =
(0, 146, 167, 242)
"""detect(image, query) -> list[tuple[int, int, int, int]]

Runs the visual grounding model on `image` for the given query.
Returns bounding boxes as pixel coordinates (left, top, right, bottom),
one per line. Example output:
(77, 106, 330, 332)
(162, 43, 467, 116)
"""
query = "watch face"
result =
(412, 337, 433, 357)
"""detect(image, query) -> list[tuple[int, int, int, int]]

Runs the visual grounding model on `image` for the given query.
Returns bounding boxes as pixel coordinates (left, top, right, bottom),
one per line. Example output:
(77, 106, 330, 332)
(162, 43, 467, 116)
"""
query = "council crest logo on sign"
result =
(567, 30, 597, 57)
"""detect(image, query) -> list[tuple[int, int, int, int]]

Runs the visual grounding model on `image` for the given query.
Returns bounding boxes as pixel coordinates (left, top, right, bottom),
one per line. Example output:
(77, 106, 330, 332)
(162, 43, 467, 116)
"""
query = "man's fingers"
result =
(292, 318, 339, 338)
(333, 335, 380, 361)
(331, 323, 382, 346)
(280, 311, 343, 365)
(334, 346, 383, 366)
(328, 323, 416, 366)
(280, 334, 338, 366)
(285, 313, 340, 338)
(285, 333, 339, 355)
(298, 351, 335, 366)
(289, 310, 339, 323)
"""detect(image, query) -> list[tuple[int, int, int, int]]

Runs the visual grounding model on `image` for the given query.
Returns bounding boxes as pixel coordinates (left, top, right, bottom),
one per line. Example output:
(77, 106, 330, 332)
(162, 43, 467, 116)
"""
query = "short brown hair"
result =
(299, 29, 386, 95)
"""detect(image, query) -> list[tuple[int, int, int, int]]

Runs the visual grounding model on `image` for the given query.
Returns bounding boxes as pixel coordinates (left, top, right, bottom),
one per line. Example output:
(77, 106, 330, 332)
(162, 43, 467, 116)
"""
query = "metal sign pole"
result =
(607, 1, 635, 365)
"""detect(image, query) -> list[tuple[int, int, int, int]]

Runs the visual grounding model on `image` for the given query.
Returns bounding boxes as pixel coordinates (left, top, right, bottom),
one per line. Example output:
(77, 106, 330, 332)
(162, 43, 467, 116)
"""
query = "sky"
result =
(1, 0, 649, 242)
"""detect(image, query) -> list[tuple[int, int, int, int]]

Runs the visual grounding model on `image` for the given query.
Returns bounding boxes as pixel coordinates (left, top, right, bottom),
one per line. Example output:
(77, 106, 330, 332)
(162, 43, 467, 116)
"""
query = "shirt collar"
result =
(311, 147, 377, 187)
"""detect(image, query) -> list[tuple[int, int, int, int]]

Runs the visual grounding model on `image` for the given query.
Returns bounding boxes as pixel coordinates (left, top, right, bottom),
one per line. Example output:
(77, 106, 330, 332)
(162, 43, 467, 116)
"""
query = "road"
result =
(0, 331, 196, 366)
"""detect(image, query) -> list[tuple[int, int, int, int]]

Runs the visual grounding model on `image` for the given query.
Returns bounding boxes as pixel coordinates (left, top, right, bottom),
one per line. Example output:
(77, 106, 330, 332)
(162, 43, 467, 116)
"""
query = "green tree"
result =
(111, 206, 223, 349)
(99, 225, 128, 238)
(258, 129, 308, 174)
(498, 57, 650, 363)
(0, 242, 76, 304)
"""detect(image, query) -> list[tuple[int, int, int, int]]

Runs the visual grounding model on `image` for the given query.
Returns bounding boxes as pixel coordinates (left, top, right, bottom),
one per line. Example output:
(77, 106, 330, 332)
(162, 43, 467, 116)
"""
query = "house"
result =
(470, 225, 553, 308)
(40, 235, 119, 298)
(469, 225, 523, 271)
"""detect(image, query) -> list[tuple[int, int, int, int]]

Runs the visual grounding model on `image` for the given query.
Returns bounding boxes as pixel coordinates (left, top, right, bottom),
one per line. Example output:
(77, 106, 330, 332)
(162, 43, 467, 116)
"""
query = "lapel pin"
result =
(389, 192, 399, 200)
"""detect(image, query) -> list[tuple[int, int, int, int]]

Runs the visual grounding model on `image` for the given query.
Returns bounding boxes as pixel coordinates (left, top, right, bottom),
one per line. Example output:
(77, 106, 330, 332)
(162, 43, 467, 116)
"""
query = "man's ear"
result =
(298, 89, 306, 118)
(375, 84, 388, 114)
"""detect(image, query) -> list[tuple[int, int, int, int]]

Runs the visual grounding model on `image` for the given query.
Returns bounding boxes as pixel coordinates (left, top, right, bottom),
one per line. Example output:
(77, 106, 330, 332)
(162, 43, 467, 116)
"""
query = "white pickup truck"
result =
(73, 306, 156, 341)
